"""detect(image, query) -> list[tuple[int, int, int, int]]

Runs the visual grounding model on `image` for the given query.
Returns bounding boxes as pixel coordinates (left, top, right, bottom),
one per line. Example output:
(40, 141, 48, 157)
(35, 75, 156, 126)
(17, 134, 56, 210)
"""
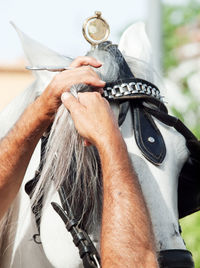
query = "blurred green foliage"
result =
(163, 0, 200, 72)
(163, 0, 200, 136)
(163, 0, 200, 266)
(181, 212, 200, 267)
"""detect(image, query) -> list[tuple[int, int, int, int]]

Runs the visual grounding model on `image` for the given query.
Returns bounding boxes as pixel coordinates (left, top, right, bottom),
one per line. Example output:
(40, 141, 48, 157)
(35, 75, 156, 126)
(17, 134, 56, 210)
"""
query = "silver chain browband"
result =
(103, 78, 163, 102)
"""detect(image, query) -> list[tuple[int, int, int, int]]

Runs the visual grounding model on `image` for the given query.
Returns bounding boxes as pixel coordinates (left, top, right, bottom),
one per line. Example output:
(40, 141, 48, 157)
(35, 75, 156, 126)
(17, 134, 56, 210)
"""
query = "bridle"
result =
(25, 41, 198, 268)
(51, 72, 197, 267)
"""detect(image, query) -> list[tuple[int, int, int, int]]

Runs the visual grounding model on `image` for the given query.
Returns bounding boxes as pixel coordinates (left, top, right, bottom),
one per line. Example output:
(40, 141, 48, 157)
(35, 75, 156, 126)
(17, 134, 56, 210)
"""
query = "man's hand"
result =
(39, 56, 105, 119)
(61, 91, 122, 148)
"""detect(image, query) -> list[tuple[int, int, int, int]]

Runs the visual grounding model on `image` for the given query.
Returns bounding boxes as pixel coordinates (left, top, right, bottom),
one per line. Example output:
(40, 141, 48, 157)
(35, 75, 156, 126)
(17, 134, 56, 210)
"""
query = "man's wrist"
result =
(95, 129, 126, 156)
(36, 91, 60, 123)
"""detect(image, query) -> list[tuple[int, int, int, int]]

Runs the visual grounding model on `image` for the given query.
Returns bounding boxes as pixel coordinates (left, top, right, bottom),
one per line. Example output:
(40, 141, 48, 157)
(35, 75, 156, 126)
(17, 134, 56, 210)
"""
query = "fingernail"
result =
(98, 88, 104, 94)
(100, 80, 106, 85)
(61, 92, 71, 101)
(97, 60, 103, 65)
(83, 140, 87, 147)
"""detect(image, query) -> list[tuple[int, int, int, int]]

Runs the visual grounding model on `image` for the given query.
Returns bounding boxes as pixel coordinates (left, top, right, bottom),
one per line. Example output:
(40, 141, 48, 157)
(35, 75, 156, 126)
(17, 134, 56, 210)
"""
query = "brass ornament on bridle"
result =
(82, 11, 110, 46)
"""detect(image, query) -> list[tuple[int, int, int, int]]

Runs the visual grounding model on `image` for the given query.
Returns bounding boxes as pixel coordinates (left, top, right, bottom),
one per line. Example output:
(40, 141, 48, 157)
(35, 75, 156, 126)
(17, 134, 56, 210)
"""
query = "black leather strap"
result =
(118, 101, 130, 127)
(132, 106, 166, 165)
(98, 41, 135, 80)
(158, 249, 194, 268)
(25, 135, 49, 239)
(51, 201, 101, 268)
(143, 106, 197, 141)
(178, 139, 200, 218)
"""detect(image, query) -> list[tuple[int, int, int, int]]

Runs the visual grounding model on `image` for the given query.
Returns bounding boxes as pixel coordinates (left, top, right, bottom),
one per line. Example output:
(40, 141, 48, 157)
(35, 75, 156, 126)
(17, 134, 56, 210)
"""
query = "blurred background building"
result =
(0, 59, 33, 111)
(0, 0, 200, 264)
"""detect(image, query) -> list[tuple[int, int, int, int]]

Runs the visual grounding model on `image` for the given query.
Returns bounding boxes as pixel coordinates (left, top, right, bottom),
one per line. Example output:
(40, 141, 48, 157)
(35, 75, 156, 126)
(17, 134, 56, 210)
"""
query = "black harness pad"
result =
(132, 106, 166, 165)
(178, 139, 200, 218)
(141, 107, 200, 218)
(158, 249, 194, 268)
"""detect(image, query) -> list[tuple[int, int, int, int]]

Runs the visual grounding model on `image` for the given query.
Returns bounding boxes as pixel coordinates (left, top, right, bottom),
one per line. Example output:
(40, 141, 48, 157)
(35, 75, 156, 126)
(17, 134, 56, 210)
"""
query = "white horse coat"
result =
(0, 22, 189, 268)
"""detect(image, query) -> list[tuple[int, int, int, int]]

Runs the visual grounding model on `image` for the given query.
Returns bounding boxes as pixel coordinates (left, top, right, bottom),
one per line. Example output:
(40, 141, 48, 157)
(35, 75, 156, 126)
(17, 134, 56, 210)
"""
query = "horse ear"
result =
(0, 23, 73, 137)
(118, 22, 152, 65)
(11, 22, 72, 79)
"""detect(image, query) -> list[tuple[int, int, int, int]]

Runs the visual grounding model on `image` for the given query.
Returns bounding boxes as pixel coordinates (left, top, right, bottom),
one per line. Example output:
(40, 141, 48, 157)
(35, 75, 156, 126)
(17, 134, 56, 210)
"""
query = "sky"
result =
(0, 0, 192, 62)
(0, 0, 148, 62)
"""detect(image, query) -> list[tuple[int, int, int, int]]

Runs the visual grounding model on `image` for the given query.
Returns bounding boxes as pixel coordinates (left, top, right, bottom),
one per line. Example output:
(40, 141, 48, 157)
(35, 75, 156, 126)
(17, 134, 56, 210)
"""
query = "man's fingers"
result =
(83, 139, 92, 147)
(97, 88, 104, 94)
(82, 76, 105, 88)
(61, 92, 84, 114)
(70, 56, 102, 68)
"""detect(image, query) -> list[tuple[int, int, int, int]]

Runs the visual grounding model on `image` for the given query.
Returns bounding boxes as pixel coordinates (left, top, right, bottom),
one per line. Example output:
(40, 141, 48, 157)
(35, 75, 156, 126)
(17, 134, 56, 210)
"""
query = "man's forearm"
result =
(98, 133, 158, 268)
(0, 57, 104, 221)
(0, 95, 52, 220)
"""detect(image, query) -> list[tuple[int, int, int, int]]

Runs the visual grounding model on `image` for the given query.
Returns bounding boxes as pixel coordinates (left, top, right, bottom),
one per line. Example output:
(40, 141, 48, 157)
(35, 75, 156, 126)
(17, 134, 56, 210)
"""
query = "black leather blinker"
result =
(132, 106, 166, 165)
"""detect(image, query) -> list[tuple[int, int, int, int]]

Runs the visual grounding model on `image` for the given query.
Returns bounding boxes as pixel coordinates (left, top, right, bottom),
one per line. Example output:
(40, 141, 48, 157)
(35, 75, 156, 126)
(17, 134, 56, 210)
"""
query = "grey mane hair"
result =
(31, 49, 120, 232)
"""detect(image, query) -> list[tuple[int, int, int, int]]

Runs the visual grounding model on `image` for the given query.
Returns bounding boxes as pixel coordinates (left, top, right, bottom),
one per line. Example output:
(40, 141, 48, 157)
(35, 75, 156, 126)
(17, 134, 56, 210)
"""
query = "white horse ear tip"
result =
(10, 22, 23, 37)
(119, 20, 151, 62)
(124, 21, 146, 34)
(10, 21, 17, 29)
(131, 21, 145, 27)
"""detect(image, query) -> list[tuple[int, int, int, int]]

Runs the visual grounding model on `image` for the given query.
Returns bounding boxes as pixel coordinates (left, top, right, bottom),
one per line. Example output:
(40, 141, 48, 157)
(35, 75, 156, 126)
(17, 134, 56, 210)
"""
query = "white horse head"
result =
(0, 22, 194, 268)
